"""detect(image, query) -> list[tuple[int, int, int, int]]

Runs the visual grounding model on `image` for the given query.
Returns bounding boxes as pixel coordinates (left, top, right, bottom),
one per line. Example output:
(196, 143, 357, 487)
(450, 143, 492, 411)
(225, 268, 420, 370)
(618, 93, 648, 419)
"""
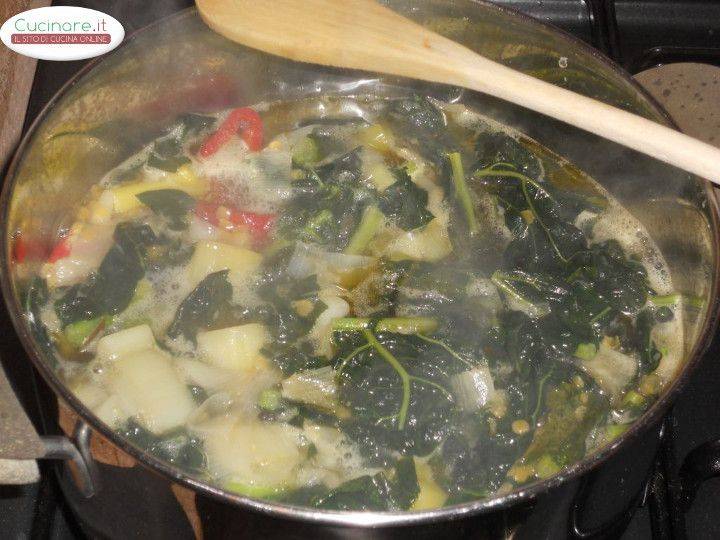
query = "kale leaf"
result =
(335, 330, 468, 457)
(281, 148, 372, 250)
(432, 425, 523, 503)
(166, 270, 233, 342)
(119, 420, 205, 473)
(377, 167, 434, 231)
(474, 131, 542, 179)
(146, 113, 215, 172)
(388, 95, 445, 134)
(136, 189, 196, 230)
(54, 223, 154, 327)
(634, 308, 664, 374)
(384, 95, 454, 171)
(146, 136, 190, 172)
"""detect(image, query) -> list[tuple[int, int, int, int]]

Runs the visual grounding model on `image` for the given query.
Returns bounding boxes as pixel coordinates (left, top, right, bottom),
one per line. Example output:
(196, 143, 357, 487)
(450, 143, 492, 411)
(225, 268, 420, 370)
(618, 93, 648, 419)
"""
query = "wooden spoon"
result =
(197, 0, 720, 182)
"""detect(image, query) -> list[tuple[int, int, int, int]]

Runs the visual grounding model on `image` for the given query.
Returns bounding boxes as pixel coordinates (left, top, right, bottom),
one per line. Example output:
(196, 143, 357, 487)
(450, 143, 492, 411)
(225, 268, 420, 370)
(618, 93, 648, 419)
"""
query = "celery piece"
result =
(344, 205, 384, 255)
(573, 342, 597, 361)
(535, 454, 561, 479)
(258, 389, 282, 412)
(64, 315, 111, 348)
(332, 316, 438, 335)
(447, 152, 478, 235)
(292, 136, 321, 166)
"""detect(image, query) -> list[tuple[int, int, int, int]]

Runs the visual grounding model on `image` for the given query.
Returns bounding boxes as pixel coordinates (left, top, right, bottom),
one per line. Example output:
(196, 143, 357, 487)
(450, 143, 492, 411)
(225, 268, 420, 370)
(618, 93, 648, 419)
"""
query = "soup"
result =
(23, 94, 683, 511)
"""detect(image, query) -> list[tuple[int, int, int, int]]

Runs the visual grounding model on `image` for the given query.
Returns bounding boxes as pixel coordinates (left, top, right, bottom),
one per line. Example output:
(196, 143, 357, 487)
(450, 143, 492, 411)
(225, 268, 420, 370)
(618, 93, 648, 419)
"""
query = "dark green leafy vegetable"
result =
(474, 131, 542, 179)
(136, 189, 196, 230)
(634, 308, 663, 373)
(119, 420, 205, 472)
(166, 270, 232, 342)
(335, 329, 471, 456)
(147, 113, 216, 172)
(384, 95, 455, 171)
(147, 136, 190, 172)
(54, 223, 155, 327)
(432, 424, 522, 501)
(312, 473, 390, 510)
(176, 113, 216, 135)
(281, 148, 372, 250)
(307, 125, 346, 158)
(522, 381, 606, 468)
(377, 167, 434, 231)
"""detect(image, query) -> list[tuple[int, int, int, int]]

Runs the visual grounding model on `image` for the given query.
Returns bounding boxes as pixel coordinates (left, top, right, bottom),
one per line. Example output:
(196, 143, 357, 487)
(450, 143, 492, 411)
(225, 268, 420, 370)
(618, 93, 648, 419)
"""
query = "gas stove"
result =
(1, 1, 719, 538)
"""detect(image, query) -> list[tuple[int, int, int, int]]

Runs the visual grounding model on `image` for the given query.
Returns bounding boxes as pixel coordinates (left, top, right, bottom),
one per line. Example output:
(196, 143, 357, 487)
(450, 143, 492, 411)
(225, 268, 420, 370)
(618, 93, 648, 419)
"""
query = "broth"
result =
(24, 94, 683, 510)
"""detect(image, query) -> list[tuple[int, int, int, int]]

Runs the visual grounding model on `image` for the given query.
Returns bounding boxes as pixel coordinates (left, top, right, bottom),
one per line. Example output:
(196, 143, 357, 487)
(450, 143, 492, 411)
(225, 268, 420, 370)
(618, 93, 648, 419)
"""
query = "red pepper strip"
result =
(199, 107, 264, 157)
(13, 235, 53, 263)
(47, 237, 71, 263)
(12, 236, 26, 263)
(195, 201, 222, 227)
(195, 202, 275, 245)
(228, 210, 274, 241)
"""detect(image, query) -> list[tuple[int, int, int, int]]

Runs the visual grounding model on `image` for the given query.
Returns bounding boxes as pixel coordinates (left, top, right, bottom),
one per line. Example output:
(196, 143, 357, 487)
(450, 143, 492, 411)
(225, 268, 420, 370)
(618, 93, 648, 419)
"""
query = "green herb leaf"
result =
(378, 168, 434, 231)
(136, 189, 196, 230)
(54, 223, 155, 327)
(166, 270, 233, 342)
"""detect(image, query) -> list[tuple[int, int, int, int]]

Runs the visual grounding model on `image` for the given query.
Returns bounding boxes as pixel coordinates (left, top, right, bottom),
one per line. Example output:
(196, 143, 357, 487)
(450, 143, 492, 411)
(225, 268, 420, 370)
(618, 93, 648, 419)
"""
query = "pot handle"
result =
(0, 361, 97, 497)
(678, 438, 720, 511)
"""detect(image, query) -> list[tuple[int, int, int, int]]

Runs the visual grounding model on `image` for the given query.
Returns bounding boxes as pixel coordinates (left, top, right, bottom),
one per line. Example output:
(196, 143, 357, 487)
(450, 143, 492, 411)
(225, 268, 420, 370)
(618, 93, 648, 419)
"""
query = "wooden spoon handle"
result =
(197, 0, 720, 182)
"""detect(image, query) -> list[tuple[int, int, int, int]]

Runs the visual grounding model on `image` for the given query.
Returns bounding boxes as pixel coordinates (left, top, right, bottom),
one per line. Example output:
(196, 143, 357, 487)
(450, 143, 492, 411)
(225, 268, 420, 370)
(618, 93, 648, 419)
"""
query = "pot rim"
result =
(2, 2, 719, 528)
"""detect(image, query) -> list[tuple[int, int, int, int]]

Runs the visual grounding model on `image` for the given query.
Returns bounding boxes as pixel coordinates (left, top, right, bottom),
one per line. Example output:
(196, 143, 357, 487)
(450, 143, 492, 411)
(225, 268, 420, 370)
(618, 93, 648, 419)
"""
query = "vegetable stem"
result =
(332, 317, 438, 335)
(531, 367, 555, 426)
(589, 306, 612, 324)
(491, 271, 550, 318)
(408, 376, 454, 400)
(475, 165, 571, 262)
(335, 343, 372, 375)
(447, 152, 479, 235)
(345, 205, 384, 255)
(649, 293, 704, 309)
(415, 333, 475, 369)
(648, 293, 679, 307)
(363, 329, 411, 430)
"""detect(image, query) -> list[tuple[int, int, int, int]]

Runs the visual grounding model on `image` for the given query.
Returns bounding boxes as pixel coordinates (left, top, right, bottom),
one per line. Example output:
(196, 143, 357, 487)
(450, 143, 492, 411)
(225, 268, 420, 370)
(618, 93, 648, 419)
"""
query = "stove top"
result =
(1, 1, 719, 539)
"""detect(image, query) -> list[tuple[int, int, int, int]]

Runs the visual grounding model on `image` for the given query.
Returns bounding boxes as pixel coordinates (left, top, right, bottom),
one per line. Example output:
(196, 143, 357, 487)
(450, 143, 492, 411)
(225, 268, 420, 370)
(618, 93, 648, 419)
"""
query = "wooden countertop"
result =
(0, 0, 50, 171)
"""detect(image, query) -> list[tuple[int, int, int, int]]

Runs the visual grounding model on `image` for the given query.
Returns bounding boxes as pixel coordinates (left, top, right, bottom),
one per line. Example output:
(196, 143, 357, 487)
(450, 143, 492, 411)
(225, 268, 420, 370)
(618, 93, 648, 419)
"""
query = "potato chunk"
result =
(186, 241, 262, 286)
(107, 349, 195, 434)
(203, 418, 304, 493)
(96, 324, 156, 361)
(197, 324, 269, 372)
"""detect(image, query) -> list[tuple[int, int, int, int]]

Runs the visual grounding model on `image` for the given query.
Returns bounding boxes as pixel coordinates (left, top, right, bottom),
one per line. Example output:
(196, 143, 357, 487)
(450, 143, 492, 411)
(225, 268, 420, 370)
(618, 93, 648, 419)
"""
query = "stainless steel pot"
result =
(1, 3, 718, 538)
